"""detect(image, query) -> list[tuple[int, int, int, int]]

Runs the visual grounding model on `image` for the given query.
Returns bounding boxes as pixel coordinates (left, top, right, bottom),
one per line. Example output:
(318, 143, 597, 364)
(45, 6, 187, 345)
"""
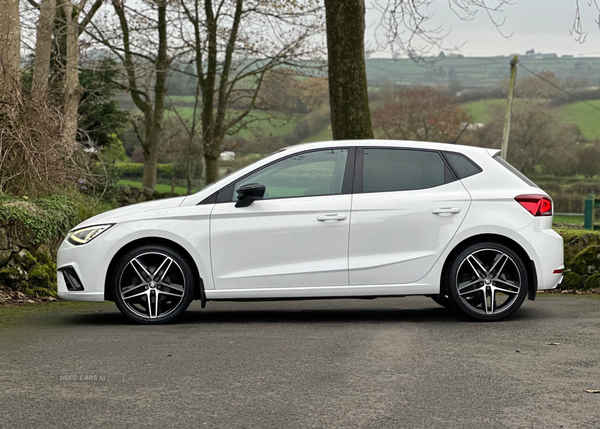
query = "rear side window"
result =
(443, 151, 482, 179)
(362, 148, 447, 193)
(493, 155, 539, 188)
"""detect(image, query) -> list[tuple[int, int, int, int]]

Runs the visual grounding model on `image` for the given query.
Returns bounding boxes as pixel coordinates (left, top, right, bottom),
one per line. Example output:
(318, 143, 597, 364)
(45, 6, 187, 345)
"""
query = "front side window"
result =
(233, 149, 349, 200)
(363, 148, 447, 193)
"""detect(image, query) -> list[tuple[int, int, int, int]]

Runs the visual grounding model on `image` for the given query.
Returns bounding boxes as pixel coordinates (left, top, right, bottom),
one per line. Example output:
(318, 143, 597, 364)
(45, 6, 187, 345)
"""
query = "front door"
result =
(210, 148, 353, 290)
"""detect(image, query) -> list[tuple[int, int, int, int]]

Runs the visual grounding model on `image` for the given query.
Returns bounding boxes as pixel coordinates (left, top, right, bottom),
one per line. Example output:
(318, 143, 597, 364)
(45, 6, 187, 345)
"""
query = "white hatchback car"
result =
(57, 140, 564, 323)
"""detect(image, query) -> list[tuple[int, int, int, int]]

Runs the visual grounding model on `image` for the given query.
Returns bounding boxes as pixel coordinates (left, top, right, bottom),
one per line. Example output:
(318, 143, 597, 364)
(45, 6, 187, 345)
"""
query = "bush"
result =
(0, 194, 83, 248)
(0, 94, 91, 197)
(114, 163, 176, 180)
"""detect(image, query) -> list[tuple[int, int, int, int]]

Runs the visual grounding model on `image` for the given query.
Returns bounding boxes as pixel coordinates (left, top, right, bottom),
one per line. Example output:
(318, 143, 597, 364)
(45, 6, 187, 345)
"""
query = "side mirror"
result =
(235, 183, 266, 208)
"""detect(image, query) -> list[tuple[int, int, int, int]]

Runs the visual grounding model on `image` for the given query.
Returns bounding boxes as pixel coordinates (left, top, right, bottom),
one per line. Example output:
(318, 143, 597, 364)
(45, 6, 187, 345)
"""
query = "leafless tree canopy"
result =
(370, 0, 513, 60)
(571, 0, 600, 43)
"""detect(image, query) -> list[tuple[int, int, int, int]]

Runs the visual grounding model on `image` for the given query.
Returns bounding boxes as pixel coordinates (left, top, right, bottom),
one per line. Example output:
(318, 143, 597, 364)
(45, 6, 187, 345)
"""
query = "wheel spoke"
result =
(458, 279, 481, 292)
(146, 290, 156, 318)
(495, 278, 519, 290)
(123, 289, 148, 300)
(154, 257, 173, 282)
(154, 290, 159, 319)
(467, 255, 486, 278)
(482, 287, 491, 314)
(131, 258, 152, 282)
(493, 286, 519, 295)
(157, 289, 183, 298)
(489, 253, 508, 278)
(159, 281, 184, 293)
(121, 283, 146, 295)
(459, 286, 484, 296)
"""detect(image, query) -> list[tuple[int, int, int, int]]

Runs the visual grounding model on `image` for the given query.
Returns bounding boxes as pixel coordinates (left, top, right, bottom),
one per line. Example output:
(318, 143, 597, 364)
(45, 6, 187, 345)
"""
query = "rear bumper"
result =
(529, 228, 564, 290)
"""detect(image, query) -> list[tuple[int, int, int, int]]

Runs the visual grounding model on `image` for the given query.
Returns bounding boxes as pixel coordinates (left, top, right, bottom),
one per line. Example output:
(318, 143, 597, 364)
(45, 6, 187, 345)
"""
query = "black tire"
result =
(112, 244, 195, 324)
(430, 295, 454, 309)
(447, 242, 528, 321)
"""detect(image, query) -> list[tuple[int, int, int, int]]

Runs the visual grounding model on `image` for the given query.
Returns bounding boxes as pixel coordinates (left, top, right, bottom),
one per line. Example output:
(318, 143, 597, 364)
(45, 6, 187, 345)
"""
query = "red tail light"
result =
(515, 195, 553, 216)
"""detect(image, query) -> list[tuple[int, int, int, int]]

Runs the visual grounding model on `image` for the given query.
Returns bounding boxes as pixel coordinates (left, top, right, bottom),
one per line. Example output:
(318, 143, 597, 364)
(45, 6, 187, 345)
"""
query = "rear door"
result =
(349, 147, 471, 285)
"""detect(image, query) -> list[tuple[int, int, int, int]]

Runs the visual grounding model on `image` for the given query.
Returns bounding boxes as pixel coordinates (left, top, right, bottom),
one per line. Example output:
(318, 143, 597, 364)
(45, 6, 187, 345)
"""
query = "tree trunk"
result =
(58, 0, 85, 150)
(324, 0, 373, 140)
(204, 154, 219, 185)
(0, 0, 21, 109)
(135, 0, 168, 191)
(31, 0, 56, 102)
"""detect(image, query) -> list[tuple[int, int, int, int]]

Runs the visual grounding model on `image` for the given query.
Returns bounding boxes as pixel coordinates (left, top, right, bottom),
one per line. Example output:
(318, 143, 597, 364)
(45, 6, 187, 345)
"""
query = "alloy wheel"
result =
(118, 251, 187, 320)
(455, 248, 522, 316)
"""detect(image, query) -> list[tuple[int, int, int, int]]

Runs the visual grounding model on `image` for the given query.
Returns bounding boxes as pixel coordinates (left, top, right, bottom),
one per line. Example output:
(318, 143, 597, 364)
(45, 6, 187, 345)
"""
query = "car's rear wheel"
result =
(447, 242, 528, 321)
(112, 245, 194, 324)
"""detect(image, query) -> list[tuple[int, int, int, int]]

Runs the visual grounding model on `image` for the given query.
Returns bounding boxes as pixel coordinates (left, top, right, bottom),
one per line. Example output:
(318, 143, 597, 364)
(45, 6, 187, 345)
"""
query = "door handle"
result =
(432, 207, 461, 216)
(317, 214, 347, 222)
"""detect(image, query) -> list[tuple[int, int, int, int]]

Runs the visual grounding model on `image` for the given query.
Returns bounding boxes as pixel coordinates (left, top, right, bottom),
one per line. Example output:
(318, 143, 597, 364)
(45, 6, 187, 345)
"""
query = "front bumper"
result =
(56, 224, 131, 302)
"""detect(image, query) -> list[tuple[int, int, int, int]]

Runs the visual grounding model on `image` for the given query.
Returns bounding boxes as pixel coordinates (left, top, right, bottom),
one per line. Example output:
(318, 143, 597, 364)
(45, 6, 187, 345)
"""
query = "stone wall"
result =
(116, 186, 180, 207)
(0, 227, 57, 297)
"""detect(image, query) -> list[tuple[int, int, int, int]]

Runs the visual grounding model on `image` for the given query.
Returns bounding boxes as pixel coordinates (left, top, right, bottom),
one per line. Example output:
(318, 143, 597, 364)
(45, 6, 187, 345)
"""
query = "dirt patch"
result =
(0, 284, 57, 306)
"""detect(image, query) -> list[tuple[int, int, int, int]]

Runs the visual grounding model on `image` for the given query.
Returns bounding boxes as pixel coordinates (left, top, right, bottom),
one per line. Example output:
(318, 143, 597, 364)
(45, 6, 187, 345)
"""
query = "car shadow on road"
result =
(58, 304, 540, 326)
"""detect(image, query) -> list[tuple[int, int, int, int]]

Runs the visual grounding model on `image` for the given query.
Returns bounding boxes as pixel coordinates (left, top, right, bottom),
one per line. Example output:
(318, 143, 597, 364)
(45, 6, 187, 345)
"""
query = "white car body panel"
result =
(210, 194, 351, 289)
(349, 180, 471, 285)
(57, 139, 564, 309)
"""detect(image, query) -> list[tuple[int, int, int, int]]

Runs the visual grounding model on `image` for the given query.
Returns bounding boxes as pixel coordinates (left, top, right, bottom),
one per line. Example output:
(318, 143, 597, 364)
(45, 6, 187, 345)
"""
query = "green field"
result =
(554, 214, 584, 225)
(118, 179, 195, 195)
(561, 100, 600, 141)
(463, 98, 600, 141)
(165, 105, 298, 140)
(365, 56, 600, 87)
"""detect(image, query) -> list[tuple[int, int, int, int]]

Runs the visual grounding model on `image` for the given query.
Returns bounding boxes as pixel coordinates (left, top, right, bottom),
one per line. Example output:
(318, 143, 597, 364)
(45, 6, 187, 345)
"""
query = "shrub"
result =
(0, 194, 81, 248)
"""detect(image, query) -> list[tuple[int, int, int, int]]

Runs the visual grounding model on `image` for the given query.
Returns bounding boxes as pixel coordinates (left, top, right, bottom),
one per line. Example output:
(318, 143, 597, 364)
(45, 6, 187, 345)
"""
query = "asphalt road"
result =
(1, 295, 599, 429)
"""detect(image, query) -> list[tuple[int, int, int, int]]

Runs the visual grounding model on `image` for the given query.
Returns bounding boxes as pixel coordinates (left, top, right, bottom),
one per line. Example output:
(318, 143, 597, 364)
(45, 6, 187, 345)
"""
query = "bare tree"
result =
(0, 0, 22, 110)
(177, 0, 322, 184)
(571, 0, 600, 43)
(323, 0, 513, 140)
(21, 0, 102, 143)
(372, 86, 472, 142)
(30, 0, 55, 102)
(86, 0, 175, 190)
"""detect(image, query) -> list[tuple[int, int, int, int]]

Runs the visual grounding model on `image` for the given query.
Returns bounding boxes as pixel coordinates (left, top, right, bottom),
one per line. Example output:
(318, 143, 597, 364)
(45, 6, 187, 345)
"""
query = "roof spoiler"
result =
(486, 148, 501, 157)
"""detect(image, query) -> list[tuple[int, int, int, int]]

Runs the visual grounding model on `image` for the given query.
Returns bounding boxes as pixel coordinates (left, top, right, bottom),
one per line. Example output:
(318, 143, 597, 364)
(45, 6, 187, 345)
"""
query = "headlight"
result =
(67, 224, 113, 245)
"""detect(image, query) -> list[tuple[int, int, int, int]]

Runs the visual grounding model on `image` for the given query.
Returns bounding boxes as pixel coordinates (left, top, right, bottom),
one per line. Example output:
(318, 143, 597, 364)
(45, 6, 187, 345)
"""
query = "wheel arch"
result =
(440, 233, 537, 300)
(104, 237, 205, 304)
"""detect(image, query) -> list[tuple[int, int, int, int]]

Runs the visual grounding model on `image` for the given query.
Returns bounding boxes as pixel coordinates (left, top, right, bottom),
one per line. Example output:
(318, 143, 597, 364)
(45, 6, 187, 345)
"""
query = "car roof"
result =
(280, 139, 498, 158)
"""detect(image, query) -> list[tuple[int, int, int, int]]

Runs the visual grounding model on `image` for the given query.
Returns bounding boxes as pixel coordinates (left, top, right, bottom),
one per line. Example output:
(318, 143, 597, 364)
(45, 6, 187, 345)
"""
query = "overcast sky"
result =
(365, 0, 600, 57)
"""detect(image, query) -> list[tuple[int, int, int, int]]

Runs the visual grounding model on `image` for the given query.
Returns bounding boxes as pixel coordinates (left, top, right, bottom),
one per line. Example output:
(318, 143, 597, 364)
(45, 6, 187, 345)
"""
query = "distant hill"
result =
(365, 56, 600, 89)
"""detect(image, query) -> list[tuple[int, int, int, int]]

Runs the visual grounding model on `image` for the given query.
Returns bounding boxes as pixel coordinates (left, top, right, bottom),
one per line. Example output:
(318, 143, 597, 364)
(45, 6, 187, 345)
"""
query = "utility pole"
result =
(501, 56, 518, 160)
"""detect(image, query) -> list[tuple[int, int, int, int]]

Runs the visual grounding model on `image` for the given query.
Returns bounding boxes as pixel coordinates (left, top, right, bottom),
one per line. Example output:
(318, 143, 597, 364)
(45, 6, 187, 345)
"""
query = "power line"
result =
(518, 62, 600, 113)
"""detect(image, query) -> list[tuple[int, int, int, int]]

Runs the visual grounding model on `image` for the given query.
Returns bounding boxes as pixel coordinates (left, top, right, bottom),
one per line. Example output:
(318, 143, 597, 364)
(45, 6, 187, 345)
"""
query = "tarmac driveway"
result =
(0, 295, 599, 428)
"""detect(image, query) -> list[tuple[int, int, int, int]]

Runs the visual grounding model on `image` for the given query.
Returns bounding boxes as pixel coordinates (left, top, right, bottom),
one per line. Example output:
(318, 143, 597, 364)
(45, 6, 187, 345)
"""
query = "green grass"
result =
(554, 214, 584, 225)
(462, 99, 505, 123)
(117, 180, 195, 195)
(0, 301, 111, 327)
(301, 126, 333, 143)
(166, 107, 299, 139)
(463, 98, 600, 141)
(561, 100, 600, 140)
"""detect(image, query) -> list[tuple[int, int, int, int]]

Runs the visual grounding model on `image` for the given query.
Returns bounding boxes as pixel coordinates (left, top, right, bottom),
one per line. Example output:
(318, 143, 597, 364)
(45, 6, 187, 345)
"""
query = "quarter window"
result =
(233, 149, 349, 200)
(362, 148, 447, 193)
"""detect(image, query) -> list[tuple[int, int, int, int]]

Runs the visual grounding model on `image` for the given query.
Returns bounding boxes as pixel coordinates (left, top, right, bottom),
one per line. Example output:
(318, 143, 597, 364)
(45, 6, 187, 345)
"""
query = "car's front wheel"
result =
(112, 244, 195, 324)
(447, 242, 528, 321)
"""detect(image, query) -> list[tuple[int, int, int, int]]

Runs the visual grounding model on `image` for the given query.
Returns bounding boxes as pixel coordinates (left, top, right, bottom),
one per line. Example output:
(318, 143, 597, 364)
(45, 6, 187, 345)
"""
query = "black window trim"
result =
(354, 146, 457, 195)
(441, 150, 483, 180)
(199, 147, 357, 205)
